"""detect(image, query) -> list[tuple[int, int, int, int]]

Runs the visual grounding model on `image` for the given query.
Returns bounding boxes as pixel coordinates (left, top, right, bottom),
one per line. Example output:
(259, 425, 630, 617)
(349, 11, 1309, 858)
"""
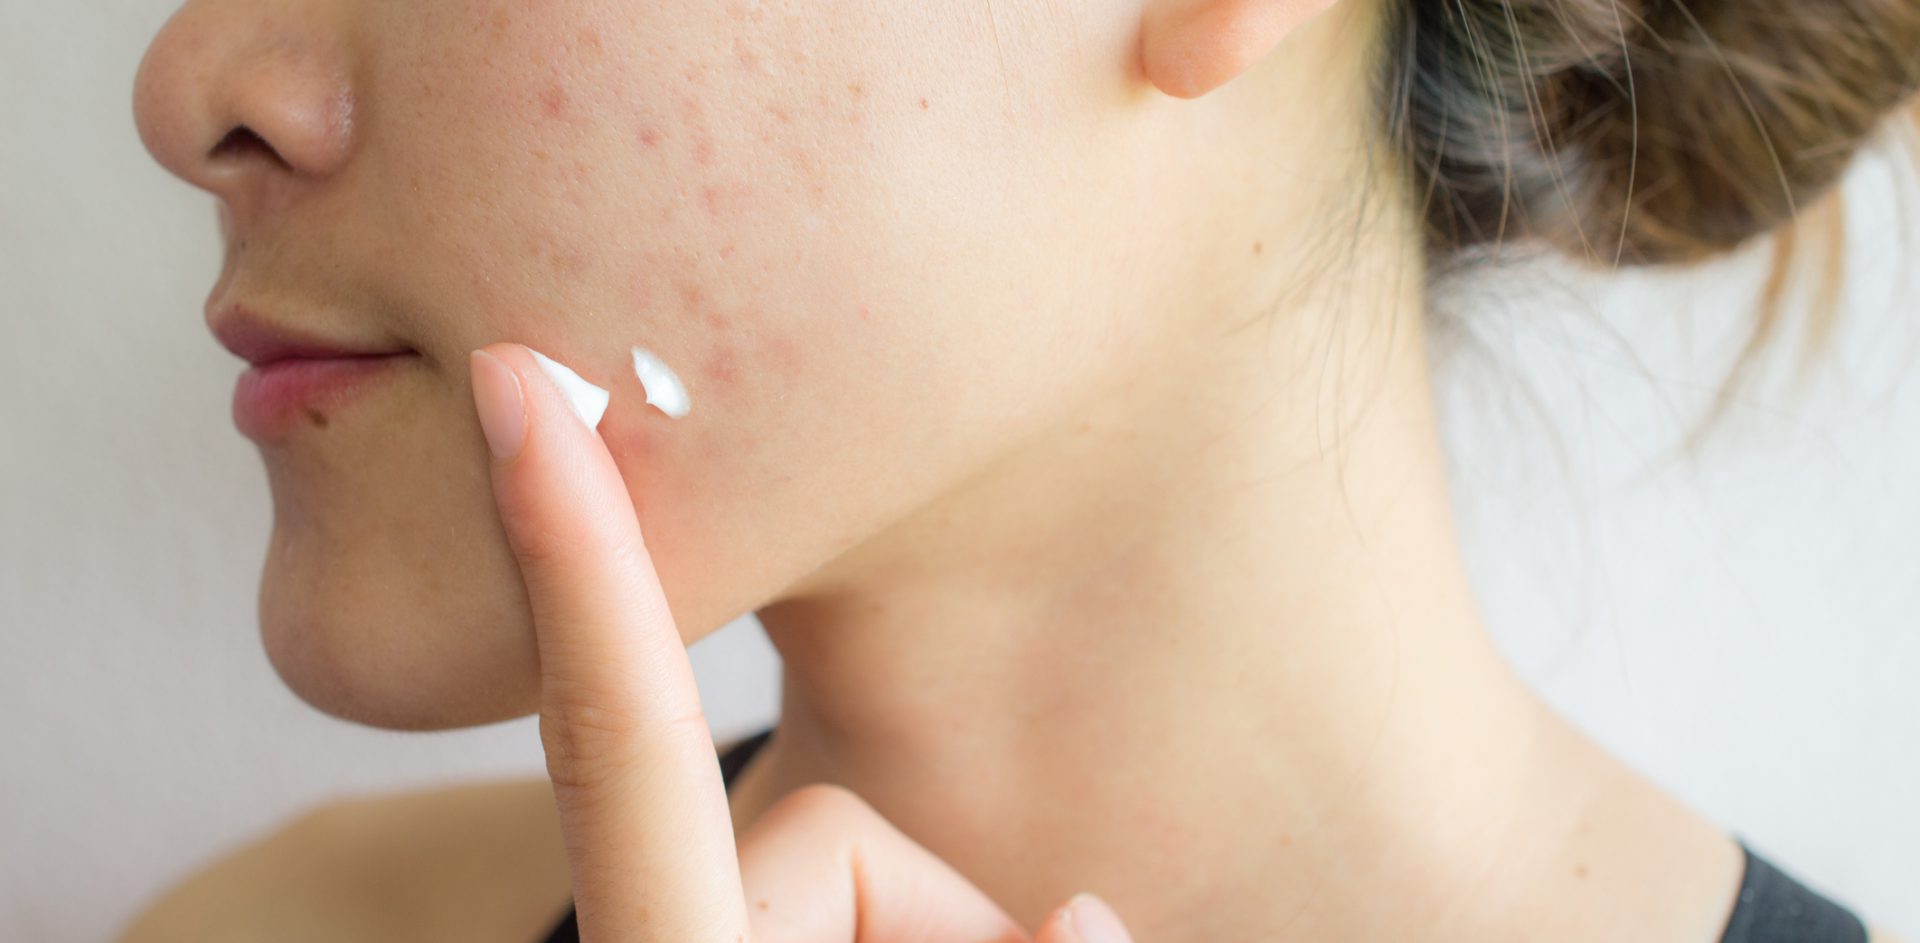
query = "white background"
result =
(2, 3, 1914, 939)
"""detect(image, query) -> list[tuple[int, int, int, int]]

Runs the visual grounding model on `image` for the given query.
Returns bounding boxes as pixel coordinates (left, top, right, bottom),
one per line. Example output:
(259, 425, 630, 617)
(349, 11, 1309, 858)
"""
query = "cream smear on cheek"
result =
(629, 345, 691, 419)
(523, 345, 691, 429)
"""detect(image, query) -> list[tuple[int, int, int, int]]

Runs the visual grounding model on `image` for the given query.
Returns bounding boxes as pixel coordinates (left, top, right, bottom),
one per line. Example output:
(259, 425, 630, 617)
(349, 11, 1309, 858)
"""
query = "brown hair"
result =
(1383, 0, 1920, 268)
(1379, 0, 1920, 419)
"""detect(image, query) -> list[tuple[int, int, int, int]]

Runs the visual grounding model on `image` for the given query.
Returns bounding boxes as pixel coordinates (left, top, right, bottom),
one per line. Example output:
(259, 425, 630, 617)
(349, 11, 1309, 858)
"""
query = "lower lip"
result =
(232, 354, 413, 442)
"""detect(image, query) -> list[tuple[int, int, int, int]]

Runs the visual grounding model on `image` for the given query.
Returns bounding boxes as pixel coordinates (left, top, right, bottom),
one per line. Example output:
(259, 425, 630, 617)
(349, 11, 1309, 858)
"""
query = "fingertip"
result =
(1049, 892, 1132, 943)
(469, 347, 527, 460)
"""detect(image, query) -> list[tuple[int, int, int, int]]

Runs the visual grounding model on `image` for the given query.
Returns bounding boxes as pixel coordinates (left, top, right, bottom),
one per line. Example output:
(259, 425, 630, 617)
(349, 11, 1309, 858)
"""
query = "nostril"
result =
(210, 125, 292, 170)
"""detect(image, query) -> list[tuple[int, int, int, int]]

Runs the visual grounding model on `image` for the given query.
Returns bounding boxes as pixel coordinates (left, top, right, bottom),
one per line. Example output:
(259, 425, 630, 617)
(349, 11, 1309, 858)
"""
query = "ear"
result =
(1140, 0, 1341, 99)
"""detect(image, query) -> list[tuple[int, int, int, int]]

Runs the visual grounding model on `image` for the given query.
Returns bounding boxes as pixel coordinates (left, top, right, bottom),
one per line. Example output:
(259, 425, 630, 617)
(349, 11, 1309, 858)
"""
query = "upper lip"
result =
(209, 303, 411, 367)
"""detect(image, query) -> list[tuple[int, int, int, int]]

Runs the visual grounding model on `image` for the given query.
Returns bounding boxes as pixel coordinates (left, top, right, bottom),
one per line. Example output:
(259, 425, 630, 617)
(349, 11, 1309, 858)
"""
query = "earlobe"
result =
(1140, 0, 1340, 99)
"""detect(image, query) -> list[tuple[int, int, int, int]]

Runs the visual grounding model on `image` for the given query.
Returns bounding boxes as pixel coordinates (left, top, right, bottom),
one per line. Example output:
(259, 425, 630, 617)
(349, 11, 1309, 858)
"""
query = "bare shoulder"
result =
(116, 778, 571, 943)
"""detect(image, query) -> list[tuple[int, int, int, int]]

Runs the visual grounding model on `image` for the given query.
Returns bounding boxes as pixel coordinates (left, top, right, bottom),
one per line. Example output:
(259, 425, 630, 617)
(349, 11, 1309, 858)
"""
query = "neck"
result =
(739, 207, 1739, 942)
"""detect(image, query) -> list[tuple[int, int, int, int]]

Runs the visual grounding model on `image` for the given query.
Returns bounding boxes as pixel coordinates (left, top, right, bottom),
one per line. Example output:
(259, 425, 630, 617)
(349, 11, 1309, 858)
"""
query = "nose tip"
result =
(132, 5, 355, 215)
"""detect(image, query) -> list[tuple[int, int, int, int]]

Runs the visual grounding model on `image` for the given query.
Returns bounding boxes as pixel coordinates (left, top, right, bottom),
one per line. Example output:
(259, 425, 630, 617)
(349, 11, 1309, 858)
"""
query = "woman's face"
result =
(134, 0, 1360, 728)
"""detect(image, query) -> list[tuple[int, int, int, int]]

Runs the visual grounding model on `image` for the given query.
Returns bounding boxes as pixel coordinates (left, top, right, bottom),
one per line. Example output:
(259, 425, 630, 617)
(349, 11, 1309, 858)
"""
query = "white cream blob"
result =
(527, 348, 611, 430)
(631, 346, 691, 419)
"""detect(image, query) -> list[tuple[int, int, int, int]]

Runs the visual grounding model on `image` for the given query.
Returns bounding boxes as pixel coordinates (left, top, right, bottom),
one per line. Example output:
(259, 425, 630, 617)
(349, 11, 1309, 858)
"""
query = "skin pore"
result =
(130, 0, 1766, 939)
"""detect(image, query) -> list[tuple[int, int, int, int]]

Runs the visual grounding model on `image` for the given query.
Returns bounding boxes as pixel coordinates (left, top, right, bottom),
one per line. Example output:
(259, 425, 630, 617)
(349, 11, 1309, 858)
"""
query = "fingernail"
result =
(1065, 893, 1132, 943)
(470, 349, 527, 459)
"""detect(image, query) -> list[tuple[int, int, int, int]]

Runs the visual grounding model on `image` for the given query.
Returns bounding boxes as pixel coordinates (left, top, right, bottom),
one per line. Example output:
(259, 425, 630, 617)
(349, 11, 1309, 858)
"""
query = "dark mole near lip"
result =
(304, 407, 329, 428)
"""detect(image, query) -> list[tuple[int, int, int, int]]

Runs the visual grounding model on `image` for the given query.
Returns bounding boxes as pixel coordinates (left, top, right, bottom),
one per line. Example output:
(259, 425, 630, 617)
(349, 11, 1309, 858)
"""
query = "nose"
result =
(133, 0, 356, 226)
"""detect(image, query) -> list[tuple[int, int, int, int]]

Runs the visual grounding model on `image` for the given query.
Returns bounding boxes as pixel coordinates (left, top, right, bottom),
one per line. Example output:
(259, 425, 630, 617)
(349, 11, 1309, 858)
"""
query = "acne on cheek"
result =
(514, 25, 895, 431)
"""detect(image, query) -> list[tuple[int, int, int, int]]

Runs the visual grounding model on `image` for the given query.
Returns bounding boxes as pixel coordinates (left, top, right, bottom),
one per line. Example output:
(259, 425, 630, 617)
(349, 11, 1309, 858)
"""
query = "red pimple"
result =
(604, 422, 665, 478)
(541, 83, 569, 119)
(703, 345, 739, 383)
(638, 125, 663, 148)
(768, 336, 802, 377)
(553, 247, 589, 277)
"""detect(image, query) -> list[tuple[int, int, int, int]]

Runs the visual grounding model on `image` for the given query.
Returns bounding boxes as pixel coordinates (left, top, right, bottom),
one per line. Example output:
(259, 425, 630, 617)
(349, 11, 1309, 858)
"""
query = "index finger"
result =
(468, 343, 747, 943)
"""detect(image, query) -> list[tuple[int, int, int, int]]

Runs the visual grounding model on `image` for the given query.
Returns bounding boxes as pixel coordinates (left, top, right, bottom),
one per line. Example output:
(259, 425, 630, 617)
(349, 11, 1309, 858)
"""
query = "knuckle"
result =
(539, 699, 633, 794)
(506, 517, 578, 577)
(538, 692, 713, 794)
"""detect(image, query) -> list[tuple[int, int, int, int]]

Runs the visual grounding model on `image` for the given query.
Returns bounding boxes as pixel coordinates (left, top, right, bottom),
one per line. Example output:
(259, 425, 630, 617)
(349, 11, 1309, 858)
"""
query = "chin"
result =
(254, 508, 544, 732)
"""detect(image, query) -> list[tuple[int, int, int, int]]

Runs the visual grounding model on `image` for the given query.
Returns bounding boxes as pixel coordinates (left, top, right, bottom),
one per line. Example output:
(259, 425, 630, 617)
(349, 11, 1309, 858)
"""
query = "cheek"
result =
(434, 8, 885, 298)
(389, 4, 993, 460)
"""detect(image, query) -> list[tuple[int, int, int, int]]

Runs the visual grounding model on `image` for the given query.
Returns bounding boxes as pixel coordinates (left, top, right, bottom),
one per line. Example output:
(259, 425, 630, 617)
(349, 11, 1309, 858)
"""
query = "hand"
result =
(468, 344, 1136, 943)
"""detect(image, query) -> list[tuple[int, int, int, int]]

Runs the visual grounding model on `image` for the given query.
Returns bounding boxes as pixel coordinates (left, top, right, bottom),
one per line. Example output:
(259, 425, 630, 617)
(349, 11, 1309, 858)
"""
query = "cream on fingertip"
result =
(526, 347, 611, 430)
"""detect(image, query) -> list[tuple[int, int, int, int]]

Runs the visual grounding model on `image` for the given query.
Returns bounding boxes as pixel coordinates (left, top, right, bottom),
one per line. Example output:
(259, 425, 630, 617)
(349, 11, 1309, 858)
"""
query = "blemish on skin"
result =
(1574, 863, 1589, 879)
(304, 407, 329, 428)
(848, 81, 865, 100)
(769, 105, 792, 125)
(703, 310, 731, 330)
(756, 901, 770, 912)
(541, 84, 570, 120)
(718, 241, 737, 261)
(767, 335, 802, 378)
(735, 39, 762, 73)
(693, 135, 716, 167)
(698, 183, 752, 220)
(578, 29, 604, 53)
(677, 93, 705, 123)
(637, 125, 663, 148)
(919, 97, 930, 110)
(1253, 241, 1265, 255)
(857, 304, 873, 323)
(703, 345, 739, 383)
(552, 247, 590, 277)
(677, 279, 706, 308)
